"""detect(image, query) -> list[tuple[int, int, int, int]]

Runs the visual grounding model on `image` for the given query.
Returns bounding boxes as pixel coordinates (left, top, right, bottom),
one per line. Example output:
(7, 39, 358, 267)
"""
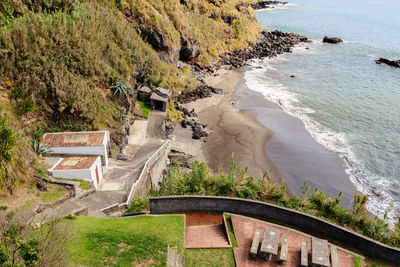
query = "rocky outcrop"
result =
(323, 36, 343, 44)
(375, 58, 400, 68)
(179, 37, 200, 61)
(216, 30, 309, 69)
(178, 84, 223, 104)
(251, 1, 288, 10)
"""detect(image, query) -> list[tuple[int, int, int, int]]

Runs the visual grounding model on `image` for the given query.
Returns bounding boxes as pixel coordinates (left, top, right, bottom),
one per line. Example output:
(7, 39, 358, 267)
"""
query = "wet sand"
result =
(233, 81, 356, 208)
(182, 68, 283, 185)
(183, 67, 355, 207)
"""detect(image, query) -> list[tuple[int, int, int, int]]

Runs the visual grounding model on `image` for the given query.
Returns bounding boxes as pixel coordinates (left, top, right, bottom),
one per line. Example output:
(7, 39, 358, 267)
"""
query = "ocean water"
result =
(245, 0, 400, 221)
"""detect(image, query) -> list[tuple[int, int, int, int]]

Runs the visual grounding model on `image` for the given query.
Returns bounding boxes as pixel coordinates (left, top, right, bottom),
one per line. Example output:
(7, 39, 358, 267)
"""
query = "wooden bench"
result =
(330, 245, 340, 267)
(260, 227, 280, 261)
(301, 239, 308, 267)
(279, 235, 289, 265)
(250, 229, 262, 258)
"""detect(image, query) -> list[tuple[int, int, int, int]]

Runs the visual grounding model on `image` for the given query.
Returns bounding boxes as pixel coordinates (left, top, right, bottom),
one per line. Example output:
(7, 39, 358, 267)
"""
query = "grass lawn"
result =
(185, 248, 235, 267)
(69, 215, 184, 266)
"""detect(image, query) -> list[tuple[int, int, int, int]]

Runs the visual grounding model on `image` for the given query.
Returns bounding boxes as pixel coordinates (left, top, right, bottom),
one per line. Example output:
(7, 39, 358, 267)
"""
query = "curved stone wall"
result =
(149, 196, 400, 265)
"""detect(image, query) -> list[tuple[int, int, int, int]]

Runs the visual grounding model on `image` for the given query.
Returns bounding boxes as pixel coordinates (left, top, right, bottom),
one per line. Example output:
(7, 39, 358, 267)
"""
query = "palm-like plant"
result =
(111, 82, 134, 97)
(31, 140, 52, 156)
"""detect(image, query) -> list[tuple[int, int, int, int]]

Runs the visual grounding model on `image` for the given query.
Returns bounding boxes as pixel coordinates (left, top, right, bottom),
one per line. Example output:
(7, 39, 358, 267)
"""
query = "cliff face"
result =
(0, 0, 262, 192)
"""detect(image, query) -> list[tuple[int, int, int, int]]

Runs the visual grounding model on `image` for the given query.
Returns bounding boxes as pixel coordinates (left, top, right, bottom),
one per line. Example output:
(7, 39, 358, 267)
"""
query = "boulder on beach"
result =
(323, 36, 343, 44)
(375, 58, 400, 68)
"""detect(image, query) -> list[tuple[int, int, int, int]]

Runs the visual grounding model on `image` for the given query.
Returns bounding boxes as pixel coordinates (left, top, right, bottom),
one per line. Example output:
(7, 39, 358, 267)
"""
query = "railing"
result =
(118, 140, 170, 208)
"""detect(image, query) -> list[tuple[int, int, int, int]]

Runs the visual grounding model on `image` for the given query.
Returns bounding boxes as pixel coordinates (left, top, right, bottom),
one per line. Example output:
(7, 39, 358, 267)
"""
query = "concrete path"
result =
(48, 112, 167, 218)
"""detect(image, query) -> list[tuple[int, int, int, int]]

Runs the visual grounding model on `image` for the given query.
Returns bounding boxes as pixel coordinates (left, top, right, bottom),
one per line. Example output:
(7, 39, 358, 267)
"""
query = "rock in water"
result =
(323, 36, 343, 44)
(375, 58, 400, 68)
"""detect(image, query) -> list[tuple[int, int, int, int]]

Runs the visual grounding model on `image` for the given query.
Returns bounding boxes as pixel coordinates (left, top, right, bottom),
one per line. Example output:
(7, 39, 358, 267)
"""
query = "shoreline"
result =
(234, 73, 356, 208)
(181, 65, 356, 207)
(181, 67, 286, 193)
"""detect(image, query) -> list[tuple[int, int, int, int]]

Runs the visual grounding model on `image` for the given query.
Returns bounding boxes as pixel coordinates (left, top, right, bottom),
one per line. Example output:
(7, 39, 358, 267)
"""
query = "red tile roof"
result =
(42, 131, 106, 147)
(52, 157, 98, 170)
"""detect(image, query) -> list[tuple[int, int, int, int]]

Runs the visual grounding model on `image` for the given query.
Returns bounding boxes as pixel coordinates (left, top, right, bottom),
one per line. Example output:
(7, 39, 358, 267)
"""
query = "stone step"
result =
(167, 245, 184, 267)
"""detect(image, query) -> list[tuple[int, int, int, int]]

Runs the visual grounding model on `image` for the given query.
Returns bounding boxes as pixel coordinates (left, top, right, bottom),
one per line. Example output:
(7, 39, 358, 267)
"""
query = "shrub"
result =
(0, 115, 16, 184)
(30, 140, 52, 156)
(136, 100, 151, 118)
(151, 159, 400, 249)
(124, 197, 149, 214)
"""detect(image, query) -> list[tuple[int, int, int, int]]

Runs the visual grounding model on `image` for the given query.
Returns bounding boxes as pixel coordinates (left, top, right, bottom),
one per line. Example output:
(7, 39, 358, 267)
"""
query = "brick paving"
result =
(185, 212, 231, 248)
(231, 214, 355, 267)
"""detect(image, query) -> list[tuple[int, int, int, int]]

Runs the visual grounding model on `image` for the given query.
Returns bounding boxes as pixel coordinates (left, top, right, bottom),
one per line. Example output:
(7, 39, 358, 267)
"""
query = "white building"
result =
(41, 131, 110, 166)
(48, 156, 103, 189)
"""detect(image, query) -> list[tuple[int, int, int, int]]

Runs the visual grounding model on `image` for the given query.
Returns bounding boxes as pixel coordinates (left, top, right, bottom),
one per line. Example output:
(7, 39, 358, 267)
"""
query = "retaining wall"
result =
(150, 196, 400, 265)
(118, 140, 170, 208)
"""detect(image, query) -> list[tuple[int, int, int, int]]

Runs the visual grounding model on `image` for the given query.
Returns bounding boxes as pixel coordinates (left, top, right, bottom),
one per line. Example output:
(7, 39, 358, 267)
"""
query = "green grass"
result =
(41, 187, 66, 203)
(136, 100, 151, 118)
(69, 215, 184, 266)
(353, 255, 363, 267)
(185, 248, 235, 267)
(55, 178, 91, 190)
(224, 215, 238, 248)
(123, 197, 149, 215)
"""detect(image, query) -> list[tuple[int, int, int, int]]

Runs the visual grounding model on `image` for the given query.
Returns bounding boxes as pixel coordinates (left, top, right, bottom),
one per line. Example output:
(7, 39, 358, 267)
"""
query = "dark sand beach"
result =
(183, 67, 355, 208)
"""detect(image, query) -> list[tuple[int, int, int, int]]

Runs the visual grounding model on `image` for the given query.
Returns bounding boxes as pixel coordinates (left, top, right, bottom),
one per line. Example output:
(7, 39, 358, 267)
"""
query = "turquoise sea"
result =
(245, 0, 400, 220)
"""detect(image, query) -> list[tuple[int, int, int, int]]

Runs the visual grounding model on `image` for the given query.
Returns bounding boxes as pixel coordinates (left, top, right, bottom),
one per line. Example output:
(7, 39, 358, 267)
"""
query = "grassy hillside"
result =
(0, 0, 262, 193)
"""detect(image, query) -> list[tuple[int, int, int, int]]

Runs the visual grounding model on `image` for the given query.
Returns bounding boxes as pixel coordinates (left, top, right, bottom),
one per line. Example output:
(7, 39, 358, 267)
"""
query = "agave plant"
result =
(31, 140, 52, 156)
(111, 82, 134, 97)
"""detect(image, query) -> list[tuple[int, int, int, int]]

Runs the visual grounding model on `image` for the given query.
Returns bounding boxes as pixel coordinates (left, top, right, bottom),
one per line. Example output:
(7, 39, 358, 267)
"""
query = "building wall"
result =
(149, 196, 400, 265)
(89, 157, 103, 189)
(48, 145, 108, 166)
(50, 168, 92, 181)
(49, 157, 103, 190)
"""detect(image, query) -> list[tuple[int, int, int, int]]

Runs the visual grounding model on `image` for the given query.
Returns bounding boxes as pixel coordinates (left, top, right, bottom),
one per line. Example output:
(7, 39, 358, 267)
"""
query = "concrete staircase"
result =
(172, 136, 198, 157)
(167, 245, 185, 267)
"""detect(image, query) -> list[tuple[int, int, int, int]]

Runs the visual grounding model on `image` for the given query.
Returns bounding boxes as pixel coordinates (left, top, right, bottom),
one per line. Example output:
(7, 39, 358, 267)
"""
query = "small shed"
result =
(150, 88, 171, 112)
(41, 131, 111, 166)
(138, 86, 152, 102)
(48, 156, 103, 189)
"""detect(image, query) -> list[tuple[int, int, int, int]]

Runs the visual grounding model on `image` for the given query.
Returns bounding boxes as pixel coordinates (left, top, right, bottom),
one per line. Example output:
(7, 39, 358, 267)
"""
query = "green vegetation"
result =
(150, 160, 400, 248)
(0, 115, 33, 194)
(354, 256, 363, 267)
(55, 178, 91, 190)
(136, 100, 151, 118)
(224, 215, 238, 248)
(0, 205, 7, 210)
(0, 210, 72, 266)
(123, 196, 149, 215)
(185, 248, 235, 267)
(69, 215, 184, 266)
(167, 101, 184, 123)
(0, 0, 263, 196)
(0, 115, 16, 187)
(41, 187, 66, 203)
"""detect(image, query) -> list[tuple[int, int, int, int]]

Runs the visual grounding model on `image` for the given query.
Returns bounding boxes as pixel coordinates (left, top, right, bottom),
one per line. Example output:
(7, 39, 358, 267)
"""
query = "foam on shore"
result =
(243, 55, 400, 223)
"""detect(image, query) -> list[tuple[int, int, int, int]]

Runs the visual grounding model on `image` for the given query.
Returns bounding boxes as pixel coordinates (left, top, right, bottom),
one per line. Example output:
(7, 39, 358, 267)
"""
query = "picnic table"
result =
(311, 237, 330, 267)
(260, 227, 280, 261)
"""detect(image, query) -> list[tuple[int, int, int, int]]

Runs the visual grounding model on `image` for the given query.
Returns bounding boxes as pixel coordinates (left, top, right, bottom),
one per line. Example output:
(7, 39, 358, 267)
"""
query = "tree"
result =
(0, 210, 73, 266)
